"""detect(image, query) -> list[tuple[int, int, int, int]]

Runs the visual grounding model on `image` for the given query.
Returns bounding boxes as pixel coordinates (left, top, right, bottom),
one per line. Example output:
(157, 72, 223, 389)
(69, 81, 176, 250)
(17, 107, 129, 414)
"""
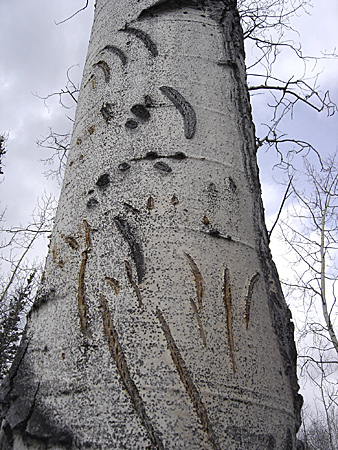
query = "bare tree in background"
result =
(0, 135, 7, 176)
(278, 153, 338, 446)
(0, 194, 56, 379)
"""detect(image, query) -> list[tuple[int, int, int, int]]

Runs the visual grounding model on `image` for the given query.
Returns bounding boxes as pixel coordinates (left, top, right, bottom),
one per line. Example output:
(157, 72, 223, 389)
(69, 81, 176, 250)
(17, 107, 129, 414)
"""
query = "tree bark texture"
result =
(1, 1, 302, 448)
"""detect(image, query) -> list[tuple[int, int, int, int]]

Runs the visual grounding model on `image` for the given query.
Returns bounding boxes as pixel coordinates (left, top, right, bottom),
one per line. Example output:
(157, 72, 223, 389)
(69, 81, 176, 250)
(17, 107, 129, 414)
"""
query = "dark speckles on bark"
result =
(87, 198, 99, 209)
(226, 425, 276, 449)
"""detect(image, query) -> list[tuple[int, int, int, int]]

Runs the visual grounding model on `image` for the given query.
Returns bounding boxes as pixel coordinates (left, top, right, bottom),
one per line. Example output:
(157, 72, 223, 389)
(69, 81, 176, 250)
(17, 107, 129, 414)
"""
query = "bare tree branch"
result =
(55, 1, 89, 25)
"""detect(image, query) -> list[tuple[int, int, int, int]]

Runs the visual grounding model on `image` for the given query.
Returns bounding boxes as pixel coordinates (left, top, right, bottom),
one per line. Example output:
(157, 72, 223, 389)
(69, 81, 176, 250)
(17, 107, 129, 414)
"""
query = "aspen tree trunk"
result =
(0, 1, 303, 449)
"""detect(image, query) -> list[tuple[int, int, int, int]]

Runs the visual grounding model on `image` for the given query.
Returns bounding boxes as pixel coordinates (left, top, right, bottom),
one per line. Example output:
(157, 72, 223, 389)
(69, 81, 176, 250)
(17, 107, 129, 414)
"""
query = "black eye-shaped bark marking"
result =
(144, 151, 159, 160)
(131, 104, 151, 121)
(118, 162, 131, 171)
(96, 174, 110, 188)
(92, 60, 110, 83)
(169, 151, 187, 160)
(125, 119, 138, 129)
(159, 86, 196, 139)
(100, 103, 114, 122)
(154, 161, 172, 173)
(120, 26, 158, 57)
(101, 45, 128, 67)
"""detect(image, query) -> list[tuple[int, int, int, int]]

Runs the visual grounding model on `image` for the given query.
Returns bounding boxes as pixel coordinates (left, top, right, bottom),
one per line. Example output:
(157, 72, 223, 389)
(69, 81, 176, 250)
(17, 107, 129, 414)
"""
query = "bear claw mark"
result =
(244, 272, 260, 329)
(159, 86, 196, 139)
(78, 220, 91, 336)
(223, 268, 236, 373)
(190, 299, 207, 346)
(120, 26, 158, 57)
(99, 294, 164, 450)
(124, 260, 143, 307)
(184, 252, 203, 309)
(104, 277, 120, 294)
(93, 60, 111, 83)
(101, 45, 128, 66)
(156, 308, 220, 450)
(113, 216, 145, 283)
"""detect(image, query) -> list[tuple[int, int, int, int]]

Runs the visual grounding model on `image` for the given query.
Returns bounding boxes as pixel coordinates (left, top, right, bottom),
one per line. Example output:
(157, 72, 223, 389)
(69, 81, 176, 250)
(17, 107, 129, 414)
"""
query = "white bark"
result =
(1, 1, 302, 449)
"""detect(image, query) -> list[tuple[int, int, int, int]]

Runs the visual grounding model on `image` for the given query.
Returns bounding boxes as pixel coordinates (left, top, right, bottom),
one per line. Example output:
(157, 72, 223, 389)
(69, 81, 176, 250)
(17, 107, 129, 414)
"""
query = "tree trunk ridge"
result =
(0, 1, 302, 448)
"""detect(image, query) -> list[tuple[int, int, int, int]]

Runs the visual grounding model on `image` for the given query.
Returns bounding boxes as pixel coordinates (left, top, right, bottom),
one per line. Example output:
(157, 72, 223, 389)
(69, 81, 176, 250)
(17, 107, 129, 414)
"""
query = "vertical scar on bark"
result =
(105, 277, 120, 294)
(52, 243, 57, 261)
(147, 196, 155, 210)
(190, 299, 207, 346)
(120, 26, 158, 57)
(184, 252, 203, 309)
(78, 220, 91, 335)
(223, 268, 236, 373)
(99, 294, 164, 449)
(124, 260, 143, 308)
(93, 60, 111, 83)
(159, 86, 196, 139)
(156, 308, 220, 450)
(83, 219, 91, 248)
(114, 216, 145, 283)
(244, 272, 260, 329)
